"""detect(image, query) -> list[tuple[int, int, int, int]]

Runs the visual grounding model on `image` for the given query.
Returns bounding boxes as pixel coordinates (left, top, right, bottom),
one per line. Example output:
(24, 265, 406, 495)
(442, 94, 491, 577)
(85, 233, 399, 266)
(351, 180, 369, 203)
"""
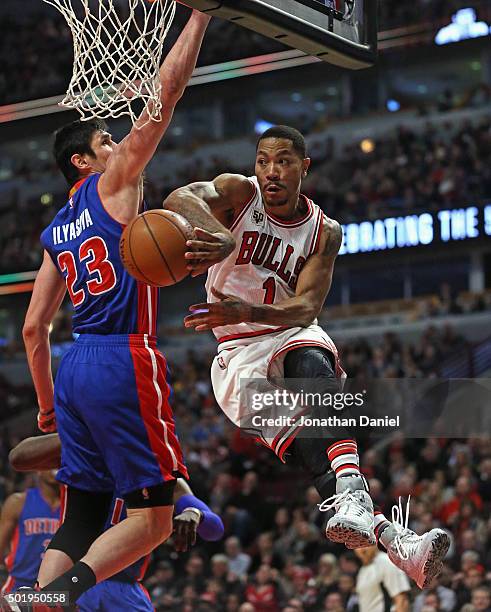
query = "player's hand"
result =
(185, 228, 235, 277)
(38, 409, 56, 433)
(173, 507, 202, 552)
(184, 287, 253, 331)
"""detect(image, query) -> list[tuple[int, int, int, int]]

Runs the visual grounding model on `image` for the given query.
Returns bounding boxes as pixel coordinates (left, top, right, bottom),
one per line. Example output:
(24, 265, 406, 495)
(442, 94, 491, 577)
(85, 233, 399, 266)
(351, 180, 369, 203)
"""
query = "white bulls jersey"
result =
(206, 175, 324, 343)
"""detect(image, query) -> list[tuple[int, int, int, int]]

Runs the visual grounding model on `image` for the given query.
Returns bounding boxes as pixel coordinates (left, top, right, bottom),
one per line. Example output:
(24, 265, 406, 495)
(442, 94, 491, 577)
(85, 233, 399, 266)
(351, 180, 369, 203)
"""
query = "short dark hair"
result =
(53, 118, 107, 186)
(257, 125, 307, 159)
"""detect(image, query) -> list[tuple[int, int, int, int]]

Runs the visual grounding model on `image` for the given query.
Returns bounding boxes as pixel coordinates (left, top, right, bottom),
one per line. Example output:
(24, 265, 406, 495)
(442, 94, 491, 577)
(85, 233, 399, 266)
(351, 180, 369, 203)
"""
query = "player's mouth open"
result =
(265, 184, 283, 194)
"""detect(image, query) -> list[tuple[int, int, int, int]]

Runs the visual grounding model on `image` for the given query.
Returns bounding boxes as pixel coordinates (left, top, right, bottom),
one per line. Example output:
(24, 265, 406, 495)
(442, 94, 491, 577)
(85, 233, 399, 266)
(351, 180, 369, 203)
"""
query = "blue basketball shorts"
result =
(54, 334, 188, 495)
(77, 580, 153, 612)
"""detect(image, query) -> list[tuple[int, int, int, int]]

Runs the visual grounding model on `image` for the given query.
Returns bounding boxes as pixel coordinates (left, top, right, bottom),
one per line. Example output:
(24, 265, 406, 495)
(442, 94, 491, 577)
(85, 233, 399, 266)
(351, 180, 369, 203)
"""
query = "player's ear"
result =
(302, 157, 311, 178)
(70, 153, 91, 173)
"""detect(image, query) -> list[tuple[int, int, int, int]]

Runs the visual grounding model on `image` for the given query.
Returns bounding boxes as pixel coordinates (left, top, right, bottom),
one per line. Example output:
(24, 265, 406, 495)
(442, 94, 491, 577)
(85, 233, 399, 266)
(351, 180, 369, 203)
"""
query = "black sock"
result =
(41, 561, 96, 604)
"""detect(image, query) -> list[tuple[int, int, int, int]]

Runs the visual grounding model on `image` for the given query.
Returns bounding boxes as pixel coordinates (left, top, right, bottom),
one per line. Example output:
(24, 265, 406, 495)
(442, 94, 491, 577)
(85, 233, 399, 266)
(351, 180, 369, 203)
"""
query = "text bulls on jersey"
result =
(235, 231, 306, 290)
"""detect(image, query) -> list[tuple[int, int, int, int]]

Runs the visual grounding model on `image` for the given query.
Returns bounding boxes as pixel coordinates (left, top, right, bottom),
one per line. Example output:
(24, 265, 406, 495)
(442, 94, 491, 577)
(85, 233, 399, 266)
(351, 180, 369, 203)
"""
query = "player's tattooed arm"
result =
(164, 174, 253, 276)
(185, 217, 342, 330)
(9, 434, 62, 472)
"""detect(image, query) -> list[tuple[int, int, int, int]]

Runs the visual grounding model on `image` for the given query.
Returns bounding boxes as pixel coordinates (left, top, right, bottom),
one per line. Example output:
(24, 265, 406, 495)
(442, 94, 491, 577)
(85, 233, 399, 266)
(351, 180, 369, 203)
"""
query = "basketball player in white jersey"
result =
(164, 126, 449, 589)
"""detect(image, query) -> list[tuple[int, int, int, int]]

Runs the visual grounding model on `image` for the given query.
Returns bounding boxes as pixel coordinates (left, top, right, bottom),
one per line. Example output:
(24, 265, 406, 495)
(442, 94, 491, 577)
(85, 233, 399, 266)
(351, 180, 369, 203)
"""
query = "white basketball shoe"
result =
(380, 497, 450, 589)
(319, 474, 376, 549)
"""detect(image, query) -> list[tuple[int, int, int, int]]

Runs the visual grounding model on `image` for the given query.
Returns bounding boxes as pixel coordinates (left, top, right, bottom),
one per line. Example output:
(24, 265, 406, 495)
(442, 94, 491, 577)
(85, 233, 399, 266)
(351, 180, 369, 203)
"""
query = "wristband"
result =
(180, 507, 202, 522)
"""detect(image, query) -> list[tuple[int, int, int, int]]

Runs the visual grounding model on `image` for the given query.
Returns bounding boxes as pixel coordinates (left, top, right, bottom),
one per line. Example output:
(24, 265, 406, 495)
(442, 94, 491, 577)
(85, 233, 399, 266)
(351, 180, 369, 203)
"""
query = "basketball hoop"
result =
(42, 0, 177, 125)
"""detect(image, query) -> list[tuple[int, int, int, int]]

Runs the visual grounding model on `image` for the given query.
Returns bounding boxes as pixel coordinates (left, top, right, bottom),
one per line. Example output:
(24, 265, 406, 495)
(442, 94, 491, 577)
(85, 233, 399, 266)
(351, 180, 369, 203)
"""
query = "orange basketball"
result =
(119, 209, 194, 287)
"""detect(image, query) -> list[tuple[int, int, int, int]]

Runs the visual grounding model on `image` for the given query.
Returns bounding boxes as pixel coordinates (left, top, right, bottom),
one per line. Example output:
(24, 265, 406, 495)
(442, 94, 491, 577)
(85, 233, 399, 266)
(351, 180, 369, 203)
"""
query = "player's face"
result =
(255, 138, 310, 217)
(88, 130, 116, 172)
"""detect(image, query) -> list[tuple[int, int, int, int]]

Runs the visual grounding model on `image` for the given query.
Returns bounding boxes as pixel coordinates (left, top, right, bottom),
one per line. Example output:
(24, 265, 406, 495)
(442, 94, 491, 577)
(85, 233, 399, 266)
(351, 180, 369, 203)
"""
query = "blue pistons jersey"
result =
(3, 488, 60, 589)
(40, 174, 158, 336)
(39, 171, 187, 510)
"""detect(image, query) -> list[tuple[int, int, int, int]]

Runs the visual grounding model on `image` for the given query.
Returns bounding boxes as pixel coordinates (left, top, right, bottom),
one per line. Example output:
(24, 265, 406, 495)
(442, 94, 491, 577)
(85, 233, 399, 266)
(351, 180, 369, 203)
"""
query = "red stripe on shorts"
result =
(130, 341, 188, 481)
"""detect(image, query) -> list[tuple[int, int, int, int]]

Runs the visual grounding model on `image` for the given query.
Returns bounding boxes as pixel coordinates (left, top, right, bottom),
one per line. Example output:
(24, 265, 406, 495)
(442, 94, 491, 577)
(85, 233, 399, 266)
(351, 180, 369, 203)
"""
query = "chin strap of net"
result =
(42, 0, 176, 126)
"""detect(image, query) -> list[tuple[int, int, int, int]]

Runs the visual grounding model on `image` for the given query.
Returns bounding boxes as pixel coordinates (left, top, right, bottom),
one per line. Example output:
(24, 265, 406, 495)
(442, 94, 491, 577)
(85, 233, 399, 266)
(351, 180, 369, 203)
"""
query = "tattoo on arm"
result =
(322, 218, 343, 257)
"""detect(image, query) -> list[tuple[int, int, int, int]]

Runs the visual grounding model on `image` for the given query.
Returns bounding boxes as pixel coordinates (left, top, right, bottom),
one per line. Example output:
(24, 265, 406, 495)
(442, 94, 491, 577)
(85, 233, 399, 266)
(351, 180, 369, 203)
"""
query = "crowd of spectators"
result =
(0, 112, 490, 274)
(0, 324, 490, 611)
(301, 114, 491, 224)
(0, 0, 487, 105)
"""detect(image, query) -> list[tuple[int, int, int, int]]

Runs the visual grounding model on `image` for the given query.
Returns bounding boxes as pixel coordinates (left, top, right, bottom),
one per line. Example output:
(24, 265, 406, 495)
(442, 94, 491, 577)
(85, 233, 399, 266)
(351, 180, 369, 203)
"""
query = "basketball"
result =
(119, 209, 194, 287)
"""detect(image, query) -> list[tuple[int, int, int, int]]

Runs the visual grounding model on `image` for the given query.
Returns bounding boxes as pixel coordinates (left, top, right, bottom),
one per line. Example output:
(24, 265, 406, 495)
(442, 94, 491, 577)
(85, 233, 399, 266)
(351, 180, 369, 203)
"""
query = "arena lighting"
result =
(339, 205, 491, 255)
(386, 99, 400, 112)
(255, 119, 275, 134)
(0, 271, 37, 285)
(435, 8, 490, 45)
(360, 138, 375, 153)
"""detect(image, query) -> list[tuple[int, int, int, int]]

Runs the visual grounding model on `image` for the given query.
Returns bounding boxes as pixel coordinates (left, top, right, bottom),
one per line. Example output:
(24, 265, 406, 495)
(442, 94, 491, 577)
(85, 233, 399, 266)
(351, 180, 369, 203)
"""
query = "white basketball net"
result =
(42, 0, 177, 125)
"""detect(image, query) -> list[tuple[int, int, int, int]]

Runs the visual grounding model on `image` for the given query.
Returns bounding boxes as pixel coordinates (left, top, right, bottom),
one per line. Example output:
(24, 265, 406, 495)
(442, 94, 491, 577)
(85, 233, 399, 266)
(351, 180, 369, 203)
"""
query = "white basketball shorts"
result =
(210, 325, 345, 461)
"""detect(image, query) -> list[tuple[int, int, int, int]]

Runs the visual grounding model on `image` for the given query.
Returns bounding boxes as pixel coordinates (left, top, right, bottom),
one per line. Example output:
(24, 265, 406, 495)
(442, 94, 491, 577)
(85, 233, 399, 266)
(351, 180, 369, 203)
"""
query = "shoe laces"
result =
(391, 495, 414, 560)
(318, 489, 363, 514)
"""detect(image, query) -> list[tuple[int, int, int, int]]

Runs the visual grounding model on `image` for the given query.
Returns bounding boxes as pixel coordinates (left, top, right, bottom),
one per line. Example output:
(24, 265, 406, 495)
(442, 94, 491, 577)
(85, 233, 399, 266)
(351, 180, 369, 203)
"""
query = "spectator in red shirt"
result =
(439, 476, 483, 525)
(245, 564, 282, 612)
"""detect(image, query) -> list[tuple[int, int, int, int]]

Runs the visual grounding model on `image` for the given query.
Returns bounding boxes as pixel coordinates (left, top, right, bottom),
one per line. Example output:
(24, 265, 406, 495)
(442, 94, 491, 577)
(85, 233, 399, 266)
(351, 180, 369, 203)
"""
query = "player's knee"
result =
(128, 506, 173, 551)
(147, 507, 173, 543)
(284, 347, 339, 390)
(48, 488, 113, 562)
(123, 481, 175, 550)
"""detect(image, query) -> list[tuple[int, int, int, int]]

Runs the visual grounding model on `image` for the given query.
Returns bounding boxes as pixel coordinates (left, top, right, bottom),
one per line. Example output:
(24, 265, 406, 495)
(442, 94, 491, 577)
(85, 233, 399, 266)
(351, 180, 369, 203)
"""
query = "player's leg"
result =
(38, 356, 115, 587)
(39, 487, 113, 587)
(284, 347, 449, 585)
(283, 346, 375, 548)
(39, 337, 184, 603)
(77, 488, 174, 581)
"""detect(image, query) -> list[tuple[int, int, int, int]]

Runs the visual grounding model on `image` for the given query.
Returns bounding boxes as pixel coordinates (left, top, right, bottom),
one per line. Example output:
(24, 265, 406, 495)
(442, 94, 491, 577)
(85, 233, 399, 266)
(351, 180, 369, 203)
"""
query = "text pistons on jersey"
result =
(52, 208, 94, 246)
(235, 231, 306, 290)
(23, 518, 59, 536)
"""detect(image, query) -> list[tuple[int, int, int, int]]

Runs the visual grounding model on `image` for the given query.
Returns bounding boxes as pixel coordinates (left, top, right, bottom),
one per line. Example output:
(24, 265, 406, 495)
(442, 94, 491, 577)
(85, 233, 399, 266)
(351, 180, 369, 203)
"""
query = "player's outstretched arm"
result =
(164, 173, 254, 275)
(100, 10, 211, 197)
(0, 493, 25, 563)
(184, 217, 342, 330)
(23, 251, 67, 432)
(9, 434, 62, 472)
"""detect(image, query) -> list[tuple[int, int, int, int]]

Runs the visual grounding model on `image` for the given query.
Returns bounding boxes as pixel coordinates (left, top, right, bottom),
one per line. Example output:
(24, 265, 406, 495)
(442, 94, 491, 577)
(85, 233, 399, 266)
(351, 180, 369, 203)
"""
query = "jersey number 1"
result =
(263, 277, 276, 304)
(58, 236, 117, 307)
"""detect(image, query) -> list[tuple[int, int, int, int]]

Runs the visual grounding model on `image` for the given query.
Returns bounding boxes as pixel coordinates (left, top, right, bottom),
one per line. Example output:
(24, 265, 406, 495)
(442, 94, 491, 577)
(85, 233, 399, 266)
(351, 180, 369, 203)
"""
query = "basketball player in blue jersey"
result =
(0, 472, 60, 596)
(163, 125, 450, 589)
(20, 9, 234, 608)
(7, 435, 224, 611)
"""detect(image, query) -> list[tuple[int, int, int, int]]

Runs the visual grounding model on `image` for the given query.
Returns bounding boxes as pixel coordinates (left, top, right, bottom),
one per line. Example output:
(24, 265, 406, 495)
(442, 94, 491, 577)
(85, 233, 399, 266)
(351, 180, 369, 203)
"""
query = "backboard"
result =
(185, 0, 377, 69)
